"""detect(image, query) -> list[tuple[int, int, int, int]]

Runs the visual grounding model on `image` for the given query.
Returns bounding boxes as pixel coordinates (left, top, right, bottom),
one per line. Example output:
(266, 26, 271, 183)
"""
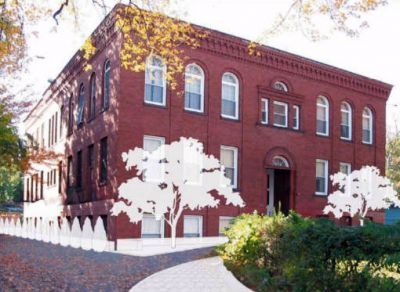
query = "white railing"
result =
(0, 216, 108, 252)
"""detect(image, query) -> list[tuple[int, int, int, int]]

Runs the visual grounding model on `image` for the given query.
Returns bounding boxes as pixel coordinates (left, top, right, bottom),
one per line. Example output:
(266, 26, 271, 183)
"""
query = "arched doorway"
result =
(264, 149, 296, 216)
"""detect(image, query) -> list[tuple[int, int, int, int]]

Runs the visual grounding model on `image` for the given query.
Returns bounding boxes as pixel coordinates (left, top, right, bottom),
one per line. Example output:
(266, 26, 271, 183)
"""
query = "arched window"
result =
(362, 107, 373, 144)
(77, 84, 85, 125)
(273, 81, 288, 92)
(316, 96, 329, 136)
(145, 55, 166, 106)
(102, 60, 111, 109)
(89, 73, 96, 120)
(221, 72, 239, 119)
(272, 156, 289, 168)
(68, 93, 74, 135)
(340, 102, 352, 140)
(185, 64, 204, 112)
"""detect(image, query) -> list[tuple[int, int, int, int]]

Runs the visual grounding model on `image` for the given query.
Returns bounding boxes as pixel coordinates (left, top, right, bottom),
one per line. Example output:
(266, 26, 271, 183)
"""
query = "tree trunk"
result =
(170, 223, 177, 248)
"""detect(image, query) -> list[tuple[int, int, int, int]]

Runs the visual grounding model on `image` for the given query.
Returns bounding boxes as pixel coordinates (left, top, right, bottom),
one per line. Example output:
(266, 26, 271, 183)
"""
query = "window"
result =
(184, 215, 202, 237)
(221, 73, 239, 119)
(362, 107, 373, 144)
(273, 81, 288, 92)
(220, 146, 238, 188)
(273, 101, 288, 127)
(341, 102, 352, 140)
(89, 73, 96, 120)
(272, 156, 289, 168)
(76, 150, 82, 189)
(143, 135, 165, 182)
(185, 64, 204, 112)
(103, 60, 111, 110)
(145, 55, 166, 106)
(77, 84, 85, 125)
(99, 137, 108, 183)
(293, 105, 300, 130)
(183, 139, 202, 185)
(316, 96, 329, 136)
(219, 216, 233, 236)
(141, 214, 164, 238)
(67, 156, 73, 187)
(339, 162, 351, 175)
(261, 98, 268, 124)
(316, 159, 328, 195)
(68, 94, 74, 135)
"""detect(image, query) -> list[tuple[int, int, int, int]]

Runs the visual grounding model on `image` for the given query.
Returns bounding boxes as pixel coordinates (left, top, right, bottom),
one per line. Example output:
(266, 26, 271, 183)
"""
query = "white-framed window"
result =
(261, 98, 268, 124)
(362, 107, 373, 144)
(316, 96, 329, 136)
(143, 135, 165, 182)
(103, 59, 111, 109)
(273, 101, 288, 127)
(141, 214, 164, 238)
(89, 72, 96, 120)
(273, 81, 288, 92)
(77, 84, 85, 125)
(185, 64, 204, 112)
(293, 105, 300, 130)
(183, 215, 203, 237)
(145, 55, 166, 106)
(341, 102, 352, 140)
(219, 216, 234, 236)
(183, 139, 203, 185)
(220, 146, 238, 188)
(316, 159, 328, 195)
(221, 73, 239, 119)
(339, 162, 351, 175)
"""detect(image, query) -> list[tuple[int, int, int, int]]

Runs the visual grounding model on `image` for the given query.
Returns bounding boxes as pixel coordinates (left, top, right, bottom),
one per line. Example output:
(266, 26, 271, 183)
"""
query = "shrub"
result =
(218, 212, 400, 291)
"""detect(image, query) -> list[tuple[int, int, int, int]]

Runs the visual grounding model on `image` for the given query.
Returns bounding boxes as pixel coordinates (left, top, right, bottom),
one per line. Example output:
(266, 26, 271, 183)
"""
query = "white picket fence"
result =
(0, 216, 108, 252)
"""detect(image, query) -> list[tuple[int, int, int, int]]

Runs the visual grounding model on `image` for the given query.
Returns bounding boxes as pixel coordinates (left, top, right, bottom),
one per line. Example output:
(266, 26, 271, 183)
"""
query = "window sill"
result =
(144, 101, 167, 109)
(314, 193, 328, 197)
(257, 122, 304, 133)
(184, 108, 206, 115)
(220, 115, 240, 122)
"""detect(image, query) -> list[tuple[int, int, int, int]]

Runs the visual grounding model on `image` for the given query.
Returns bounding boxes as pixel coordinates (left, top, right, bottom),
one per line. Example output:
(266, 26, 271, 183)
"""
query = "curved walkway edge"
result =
(130, 256, 253, 292)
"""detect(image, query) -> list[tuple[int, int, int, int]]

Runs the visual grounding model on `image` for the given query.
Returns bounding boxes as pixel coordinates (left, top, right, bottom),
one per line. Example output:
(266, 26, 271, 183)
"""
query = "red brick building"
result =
(23, 5, 392, 240)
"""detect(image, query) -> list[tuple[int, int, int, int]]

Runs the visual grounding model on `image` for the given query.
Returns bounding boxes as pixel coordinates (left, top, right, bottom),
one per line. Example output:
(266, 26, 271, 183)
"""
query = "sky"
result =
(22, 0, 400, 133)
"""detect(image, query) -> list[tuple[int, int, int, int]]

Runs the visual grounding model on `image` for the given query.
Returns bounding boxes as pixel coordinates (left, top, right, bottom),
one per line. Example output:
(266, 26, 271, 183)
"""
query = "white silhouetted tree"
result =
(323, 166, 400, 226)
(111, 137, 245, 248)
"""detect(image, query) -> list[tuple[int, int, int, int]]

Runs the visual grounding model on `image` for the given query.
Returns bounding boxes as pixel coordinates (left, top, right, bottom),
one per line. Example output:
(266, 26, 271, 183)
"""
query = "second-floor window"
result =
(316, 159, 328, 195)
(185, 64, 204, 112)
(68, 93, 74, 135)
(261, 98, 268, 124)
(102, 60, 111, 110)
(99, 137, 108, 183)
(221, 73, 239, 119)
(145, 55, 166, 106)
(341, 102, 352, 140)
(143, 135, 165, 182)
(89, 73, 96, 120)
(77, 84, 85, 126)
(362, 107, 373, 144)
(293, 105, 300, 130)
(273, 101, 288, 127)
(316, 96, 329, 136)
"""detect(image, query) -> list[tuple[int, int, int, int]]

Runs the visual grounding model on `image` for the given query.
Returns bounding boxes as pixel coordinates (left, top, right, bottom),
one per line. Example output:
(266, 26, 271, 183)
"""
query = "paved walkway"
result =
(130, 256, 252, 292)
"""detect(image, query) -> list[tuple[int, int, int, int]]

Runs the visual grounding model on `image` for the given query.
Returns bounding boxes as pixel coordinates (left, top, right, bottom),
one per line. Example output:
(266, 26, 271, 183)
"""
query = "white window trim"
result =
(340, 102, 352, 140)
(339, 162, 351, 175)
(293, 105, 299, 130)
(183, 215, 203, 237)
(143, 135, 165, 183)
(315, 159, 328, 196)
(220, 145, 238, 189)
(261, 98, 268, 124)
(221, 73, 239, 120)
(184, 64, 204, 113)
(362, 108, 373, 144)
(273, 100, 288, 128)
(144, 55, 166, 106)
(316, 96, 329, 136)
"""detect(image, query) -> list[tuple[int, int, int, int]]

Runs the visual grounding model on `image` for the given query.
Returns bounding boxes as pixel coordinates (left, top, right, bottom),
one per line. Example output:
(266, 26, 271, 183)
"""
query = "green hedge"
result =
(217, 212, 400, 291)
